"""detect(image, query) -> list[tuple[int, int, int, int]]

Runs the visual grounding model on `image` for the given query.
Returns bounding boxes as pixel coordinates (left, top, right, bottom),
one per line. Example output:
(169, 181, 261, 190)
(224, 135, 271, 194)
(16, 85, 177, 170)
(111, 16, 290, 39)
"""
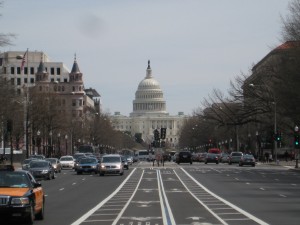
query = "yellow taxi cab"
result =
(0, 164, 45, 224)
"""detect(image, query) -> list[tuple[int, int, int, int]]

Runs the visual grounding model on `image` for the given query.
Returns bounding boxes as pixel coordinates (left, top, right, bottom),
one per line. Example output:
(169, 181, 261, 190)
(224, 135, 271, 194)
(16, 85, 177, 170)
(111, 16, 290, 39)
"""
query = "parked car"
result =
(0, 164, 45, 224)
(59, 155, 75, 169)
(239, 154, 256, 167)
(76, 157, 99, 174)
(28, 160, 55, 180)
(176, 151, 192, 164)
(45, 158, 62, 173)
(204, 153, 219, 164)
(98, 154, 124, 176)
(228, 152, 243, 165)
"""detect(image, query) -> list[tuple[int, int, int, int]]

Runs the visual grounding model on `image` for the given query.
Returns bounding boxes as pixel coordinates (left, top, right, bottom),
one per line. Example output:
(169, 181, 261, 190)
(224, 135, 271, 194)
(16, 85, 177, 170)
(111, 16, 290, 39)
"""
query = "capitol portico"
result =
(111, 61, 187, 149)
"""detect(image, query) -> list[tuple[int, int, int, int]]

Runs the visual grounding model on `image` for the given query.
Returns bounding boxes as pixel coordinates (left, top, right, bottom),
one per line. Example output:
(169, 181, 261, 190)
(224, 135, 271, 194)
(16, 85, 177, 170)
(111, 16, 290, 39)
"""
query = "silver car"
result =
(98, 154, 124, 176)
(59, 155, 75, 169)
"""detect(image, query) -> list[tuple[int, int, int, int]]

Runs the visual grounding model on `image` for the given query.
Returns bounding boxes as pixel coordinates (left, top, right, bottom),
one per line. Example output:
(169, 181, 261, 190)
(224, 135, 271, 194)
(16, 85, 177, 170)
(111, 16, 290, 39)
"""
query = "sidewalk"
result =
(262, 160, 300, 170)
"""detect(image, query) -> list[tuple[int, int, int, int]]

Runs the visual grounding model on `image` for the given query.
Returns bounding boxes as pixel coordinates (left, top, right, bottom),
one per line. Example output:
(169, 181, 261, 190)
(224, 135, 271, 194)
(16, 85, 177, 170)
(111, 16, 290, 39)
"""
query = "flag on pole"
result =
(20, 50, 27, 71)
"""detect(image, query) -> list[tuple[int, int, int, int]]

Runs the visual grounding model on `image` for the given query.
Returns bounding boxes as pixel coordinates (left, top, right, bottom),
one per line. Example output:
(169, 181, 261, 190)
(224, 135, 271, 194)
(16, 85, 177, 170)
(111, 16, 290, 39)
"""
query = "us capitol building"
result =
(110, 61, 188, 149)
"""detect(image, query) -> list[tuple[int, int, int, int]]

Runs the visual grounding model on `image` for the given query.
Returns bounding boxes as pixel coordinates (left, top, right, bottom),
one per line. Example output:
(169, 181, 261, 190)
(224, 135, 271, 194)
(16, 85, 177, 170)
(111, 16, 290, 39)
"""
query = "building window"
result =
(30, 67, 34, 74)
(57, 78, 60, 82)
(10, 78, 14, 85)
(30, 78, 34, 83)
(17, 89, 21, 95)
(79, 99, 82, 106)
(10, 67, 15, 74)
(51, 67, 55, 75)
(64, 78, 68, 82)
(72, 86, 75, 91)
(17, 67, 21, 74)
(72, 99, 76, 106)
(51, 78, 54, 82)
(62, 86, 65, 91)
(24, 78, 28, 83)
(57, 68, 60, 75)
(24, 67, 28, 75)
(17, 78, 21, 85)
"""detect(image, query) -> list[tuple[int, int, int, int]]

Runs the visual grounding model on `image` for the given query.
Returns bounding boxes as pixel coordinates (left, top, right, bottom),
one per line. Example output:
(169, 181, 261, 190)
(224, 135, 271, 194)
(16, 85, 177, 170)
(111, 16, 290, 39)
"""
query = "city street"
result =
(23, 161, 300, 225)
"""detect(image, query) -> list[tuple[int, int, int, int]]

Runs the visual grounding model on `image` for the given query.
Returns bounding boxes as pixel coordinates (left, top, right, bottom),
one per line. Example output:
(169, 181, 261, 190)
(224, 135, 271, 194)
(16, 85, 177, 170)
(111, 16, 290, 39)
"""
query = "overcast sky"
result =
(1, 0, 290, 116)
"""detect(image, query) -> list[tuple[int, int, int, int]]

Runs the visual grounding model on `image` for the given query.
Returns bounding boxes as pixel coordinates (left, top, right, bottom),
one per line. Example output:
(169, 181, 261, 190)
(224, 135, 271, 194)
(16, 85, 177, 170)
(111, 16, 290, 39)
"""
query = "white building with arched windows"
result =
(111, 61, 188, 149)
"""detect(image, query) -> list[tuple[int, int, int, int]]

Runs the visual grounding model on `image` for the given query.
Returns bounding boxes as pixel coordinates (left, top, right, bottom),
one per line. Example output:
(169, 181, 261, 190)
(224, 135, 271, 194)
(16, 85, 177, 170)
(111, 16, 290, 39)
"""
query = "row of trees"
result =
(179, 0, 300, 159)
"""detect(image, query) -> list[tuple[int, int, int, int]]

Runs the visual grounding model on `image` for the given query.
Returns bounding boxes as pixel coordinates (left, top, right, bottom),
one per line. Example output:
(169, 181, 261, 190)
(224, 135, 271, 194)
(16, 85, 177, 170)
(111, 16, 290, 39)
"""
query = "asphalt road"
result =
(22, 161, 300, 225)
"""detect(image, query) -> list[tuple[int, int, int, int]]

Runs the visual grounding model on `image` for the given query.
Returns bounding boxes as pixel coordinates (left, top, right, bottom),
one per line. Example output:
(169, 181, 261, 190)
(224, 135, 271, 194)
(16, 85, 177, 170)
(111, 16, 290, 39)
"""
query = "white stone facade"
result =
(111, 61, 188, 149)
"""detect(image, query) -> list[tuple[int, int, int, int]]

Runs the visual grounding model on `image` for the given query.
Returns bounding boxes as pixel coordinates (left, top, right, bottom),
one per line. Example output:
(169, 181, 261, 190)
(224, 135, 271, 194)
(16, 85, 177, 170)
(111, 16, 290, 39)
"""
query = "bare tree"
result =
(281, 0, 300, 41)
(0, 2, 15, 47)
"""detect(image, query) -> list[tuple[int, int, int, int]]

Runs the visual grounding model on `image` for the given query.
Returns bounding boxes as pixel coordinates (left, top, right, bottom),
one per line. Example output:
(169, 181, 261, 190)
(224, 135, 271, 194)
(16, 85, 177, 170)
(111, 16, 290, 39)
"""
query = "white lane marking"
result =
(59, 188, 64, 191)
(71, 168, 138, 225)
(246, 182, 250, 185)
(180, 168, 269, 225)
(291, 183, 297, 186)
(259, 188, 265, 191)
(234, 178, 239, 181)
(111, 170, 144, 225)
(279, 194, 287, 198)
(157, 170, 176, 225)
(72, 183, 76, 185)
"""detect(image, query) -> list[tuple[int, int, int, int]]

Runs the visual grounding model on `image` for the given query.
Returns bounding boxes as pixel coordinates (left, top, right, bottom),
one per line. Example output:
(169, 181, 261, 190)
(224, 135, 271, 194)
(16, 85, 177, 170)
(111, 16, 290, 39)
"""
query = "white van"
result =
(135, 150, 149, 161)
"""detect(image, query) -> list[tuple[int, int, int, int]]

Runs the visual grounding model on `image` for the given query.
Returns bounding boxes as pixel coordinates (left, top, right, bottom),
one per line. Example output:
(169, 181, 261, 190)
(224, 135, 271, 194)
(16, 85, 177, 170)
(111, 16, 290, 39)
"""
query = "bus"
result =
(78, 145, 95, 154)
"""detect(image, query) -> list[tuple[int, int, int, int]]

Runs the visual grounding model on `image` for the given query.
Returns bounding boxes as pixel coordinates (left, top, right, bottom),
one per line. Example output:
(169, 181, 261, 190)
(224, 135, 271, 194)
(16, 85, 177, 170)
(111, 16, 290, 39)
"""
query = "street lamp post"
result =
(65, 135, 68, 155)
(37, 130, 41, 155)
(295, 125, 299, 168)
(57, 133, 61, 157)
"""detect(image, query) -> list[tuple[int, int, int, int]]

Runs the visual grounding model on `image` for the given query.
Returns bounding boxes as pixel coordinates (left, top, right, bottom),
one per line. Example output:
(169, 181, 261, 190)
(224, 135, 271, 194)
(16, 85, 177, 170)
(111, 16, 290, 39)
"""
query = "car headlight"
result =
(11, 197, 30, 205)
(41, 170, 49, 174)
(91, 165, 96, 169)
(101, 165, 105, 169)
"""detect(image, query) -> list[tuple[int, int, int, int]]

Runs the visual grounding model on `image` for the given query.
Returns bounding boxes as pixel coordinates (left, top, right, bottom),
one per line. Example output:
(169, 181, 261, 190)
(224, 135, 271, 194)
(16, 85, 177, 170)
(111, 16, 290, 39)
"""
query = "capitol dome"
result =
(130, 60, 168, 117)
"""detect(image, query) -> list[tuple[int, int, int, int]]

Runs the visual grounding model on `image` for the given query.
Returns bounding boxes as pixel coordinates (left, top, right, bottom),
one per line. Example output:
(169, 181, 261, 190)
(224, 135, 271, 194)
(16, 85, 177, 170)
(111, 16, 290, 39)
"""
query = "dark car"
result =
(176, 151, 192, 164)
(0, 165, 45, 224)
(239, 154, 255, 167)
(21, 158, 35, 170)
(204, 153, 219, 164)
(76, 157, 99, 174)
(28, 160, 55, 180)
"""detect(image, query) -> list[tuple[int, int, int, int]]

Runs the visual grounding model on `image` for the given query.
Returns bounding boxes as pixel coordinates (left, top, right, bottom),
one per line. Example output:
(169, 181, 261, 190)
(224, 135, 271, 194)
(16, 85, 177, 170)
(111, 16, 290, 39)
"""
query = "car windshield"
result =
(80, 158, 97, 164)
(46, 158, 56, 163)
(0, 172, 30, 188)
(30, 161, 49, 168)
(244, 154, 254, 159)
(61, 157, 73, 161)
(23, 159, 32, 164)
(102, 156, 120, 163)
(232, 153, 242, 156)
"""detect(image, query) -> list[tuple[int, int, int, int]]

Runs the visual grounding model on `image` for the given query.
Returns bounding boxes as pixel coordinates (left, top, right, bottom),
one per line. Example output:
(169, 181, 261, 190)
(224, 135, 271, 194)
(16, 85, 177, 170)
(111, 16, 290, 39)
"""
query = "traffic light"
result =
(160, 128, 166, 139)
(276, 130, 282, 142)
(295, 132, 300, 149)
(154, 129, 160, 141)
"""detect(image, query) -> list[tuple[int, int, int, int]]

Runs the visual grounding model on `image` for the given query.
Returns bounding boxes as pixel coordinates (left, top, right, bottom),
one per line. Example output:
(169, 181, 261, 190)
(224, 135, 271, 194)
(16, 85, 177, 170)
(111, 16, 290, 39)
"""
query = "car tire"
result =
(205, 161, 207, 164)
(52, 173, 55, 179)
(190, 162, 192, 165)
(35, 202, 44, 220)
(77, 172, 82, 175)
(229, 162, 232, 165)
(26, 204, 35, 224)
(120, 172, 123, 176)
(99, 173, 104, 176)
(216, 162, 219, 164)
